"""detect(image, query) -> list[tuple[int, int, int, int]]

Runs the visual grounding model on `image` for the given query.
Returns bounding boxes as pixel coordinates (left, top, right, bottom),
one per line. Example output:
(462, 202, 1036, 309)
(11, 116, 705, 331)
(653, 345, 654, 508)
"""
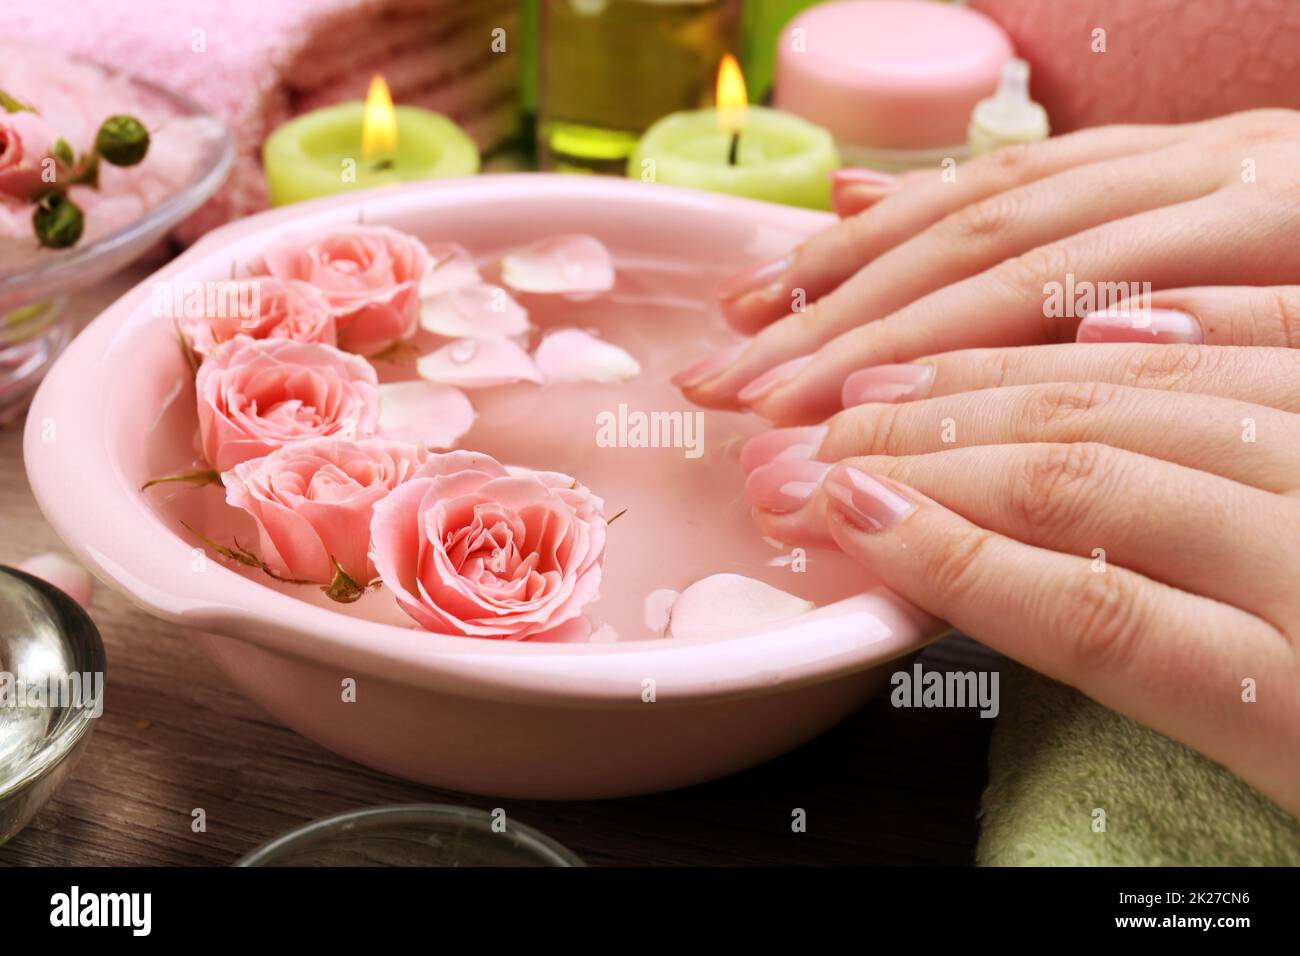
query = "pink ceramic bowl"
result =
(24, 175, 942, 799)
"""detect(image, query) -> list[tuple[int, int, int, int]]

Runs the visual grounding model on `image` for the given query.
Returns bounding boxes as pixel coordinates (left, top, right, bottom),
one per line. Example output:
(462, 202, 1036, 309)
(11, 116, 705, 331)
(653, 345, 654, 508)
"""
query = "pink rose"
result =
(178, 277, 337, 358)
(222, 438, 434, 587)
(0, 110, 58, 201)
(370, 453, 607, 640)
(196, 336, 379, 472)
(256, 225, 434, 356)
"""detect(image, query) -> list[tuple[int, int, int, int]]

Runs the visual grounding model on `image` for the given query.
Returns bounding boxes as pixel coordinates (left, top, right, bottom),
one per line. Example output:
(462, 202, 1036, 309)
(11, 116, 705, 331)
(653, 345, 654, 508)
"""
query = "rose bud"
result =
(33, 192, 84, 249)
(95, 115, 150, 167)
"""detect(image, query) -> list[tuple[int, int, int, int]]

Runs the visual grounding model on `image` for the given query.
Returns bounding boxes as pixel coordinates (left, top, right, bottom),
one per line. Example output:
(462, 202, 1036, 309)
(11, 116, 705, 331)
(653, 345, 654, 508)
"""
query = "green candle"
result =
(628, 57, 838, 210)
(262, 78, 479, 205)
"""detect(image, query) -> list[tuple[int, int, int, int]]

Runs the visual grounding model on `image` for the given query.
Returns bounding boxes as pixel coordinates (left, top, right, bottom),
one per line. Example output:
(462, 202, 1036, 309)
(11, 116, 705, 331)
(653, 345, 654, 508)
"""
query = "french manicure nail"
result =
(672, 341, 747, 388)
(739, 426, 827, 473)
(823, 465, 915, 532)
(745, 459, 832, 513)
(714, 254, 792, 303)
(737, 354, 813, 403)
(841, 364, 935, 407)
(828, 167, 897, 188)
(1076, 308, 1203, 345)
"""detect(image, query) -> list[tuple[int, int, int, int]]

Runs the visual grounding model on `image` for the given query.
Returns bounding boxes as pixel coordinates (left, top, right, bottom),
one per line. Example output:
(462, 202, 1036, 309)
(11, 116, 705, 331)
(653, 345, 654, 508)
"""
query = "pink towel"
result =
(5, 0, 519, 240)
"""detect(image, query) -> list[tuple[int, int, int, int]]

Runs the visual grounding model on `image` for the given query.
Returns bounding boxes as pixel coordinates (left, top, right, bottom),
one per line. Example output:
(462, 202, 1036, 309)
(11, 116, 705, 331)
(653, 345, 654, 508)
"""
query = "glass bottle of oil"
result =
(537, 0, 740, 175)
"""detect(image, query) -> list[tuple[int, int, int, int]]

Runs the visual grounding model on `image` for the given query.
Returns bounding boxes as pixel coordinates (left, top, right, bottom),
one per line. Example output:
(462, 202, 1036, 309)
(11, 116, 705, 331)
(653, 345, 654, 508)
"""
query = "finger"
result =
(804, 382, 1300, 493)
(713, 123, 1198, 335)
(1076, 285, 1300, 347)
(748, 443, 1298, 623)
(815, 464, 1295, 814)
(698, 139, 1224, 405)
(840, 343, 1300, 414)
(829, 168, 900, 217)
(747, 190, 1300, 424)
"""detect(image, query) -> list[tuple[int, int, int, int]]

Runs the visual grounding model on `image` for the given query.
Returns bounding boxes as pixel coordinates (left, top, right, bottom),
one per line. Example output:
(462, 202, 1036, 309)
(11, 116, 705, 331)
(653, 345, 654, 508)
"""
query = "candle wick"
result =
(728, 132, 740, 167)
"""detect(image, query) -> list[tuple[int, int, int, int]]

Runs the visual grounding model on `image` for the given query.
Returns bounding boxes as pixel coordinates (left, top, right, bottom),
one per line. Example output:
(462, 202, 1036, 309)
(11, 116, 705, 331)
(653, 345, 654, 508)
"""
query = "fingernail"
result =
(841, 364, 934, 407)
(714, 253, 792, 303)
(745, 459, 832, 513)
(737, 354, 812, 403)
(1076, 308, 1203, 344)
(739, 426, 827, 473)
(828, 167, 896, 188)
(672, 341, 747, 388)
(823, 465, 915, 532)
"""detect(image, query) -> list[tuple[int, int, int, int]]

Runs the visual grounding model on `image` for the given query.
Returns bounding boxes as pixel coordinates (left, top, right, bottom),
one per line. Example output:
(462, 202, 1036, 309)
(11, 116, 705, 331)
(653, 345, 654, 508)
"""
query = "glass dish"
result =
(0, 70, 233, 423)
(0, 567, 106, 844)
(236, 804, 584, 866)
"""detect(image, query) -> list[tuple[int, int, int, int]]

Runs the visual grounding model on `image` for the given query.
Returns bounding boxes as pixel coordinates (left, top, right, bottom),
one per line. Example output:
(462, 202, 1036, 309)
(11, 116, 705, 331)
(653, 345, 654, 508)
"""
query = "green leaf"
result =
(51, 138, 75, 167)
(0, 89, 33, 113)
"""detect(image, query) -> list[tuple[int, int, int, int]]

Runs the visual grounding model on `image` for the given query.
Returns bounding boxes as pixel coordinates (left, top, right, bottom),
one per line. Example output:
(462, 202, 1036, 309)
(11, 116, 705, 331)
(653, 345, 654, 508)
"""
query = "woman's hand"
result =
(676, 109, 1300, 425)
(738, 340, 1300, 816)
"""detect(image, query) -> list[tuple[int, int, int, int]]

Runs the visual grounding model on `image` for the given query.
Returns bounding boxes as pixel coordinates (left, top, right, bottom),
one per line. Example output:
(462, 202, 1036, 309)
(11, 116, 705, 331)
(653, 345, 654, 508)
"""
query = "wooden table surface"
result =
(0, 267, 1001, 867)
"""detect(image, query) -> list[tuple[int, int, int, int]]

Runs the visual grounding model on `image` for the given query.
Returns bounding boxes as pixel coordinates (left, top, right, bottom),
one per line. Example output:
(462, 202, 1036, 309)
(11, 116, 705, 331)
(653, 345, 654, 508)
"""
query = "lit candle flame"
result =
(361, 74, 398, 160)
(715, 54, 748, 135)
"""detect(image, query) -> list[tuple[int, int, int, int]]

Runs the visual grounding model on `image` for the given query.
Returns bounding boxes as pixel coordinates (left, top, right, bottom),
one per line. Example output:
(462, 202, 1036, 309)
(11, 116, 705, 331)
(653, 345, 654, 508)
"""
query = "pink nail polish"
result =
(827, 167, 896, 188)
(744, 459, 832, 513)
(841, 364, 934, 407)
(739, 426, 827, 473)
(823, 465, 915, 532)
(1076, 308, 1203, 345)
(714, 254, 792, 303)
(737, 355, 812, 403)
(672, 341, 747, 388)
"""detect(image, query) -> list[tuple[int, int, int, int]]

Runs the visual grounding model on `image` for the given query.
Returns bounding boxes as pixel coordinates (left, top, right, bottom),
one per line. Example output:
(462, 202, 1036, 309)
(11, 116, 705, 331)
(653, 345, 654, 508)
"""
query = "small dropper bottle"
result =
(967, 58, 1050, 156)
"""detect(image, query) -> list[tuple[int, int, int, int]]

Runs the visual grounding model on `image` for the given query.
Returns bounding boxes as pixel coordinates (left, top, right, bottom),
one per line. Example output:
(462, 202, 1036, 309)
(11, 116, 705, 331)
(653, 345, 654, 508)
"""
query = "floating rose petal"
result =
(533, 329, 640, 384)
(500, 234, 615, 295)
(419, 242, 482, 297)
(377, 381, 475, 448)
(416, 335, 543, 388)
(420, 282, 531, 338)
(667, 574, 814, 639)
(18, 553, 93, 609)
(644, 588, 679, 637)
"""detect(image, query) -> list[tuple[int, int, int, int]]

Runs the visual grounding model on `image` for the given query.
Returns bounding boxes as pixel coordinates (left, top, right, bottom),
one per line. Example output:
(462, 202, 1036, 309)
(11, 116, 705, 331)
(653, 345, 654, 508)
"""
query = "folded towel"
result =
(6, 0, 519, 241)
(978, 662, 1300, 866)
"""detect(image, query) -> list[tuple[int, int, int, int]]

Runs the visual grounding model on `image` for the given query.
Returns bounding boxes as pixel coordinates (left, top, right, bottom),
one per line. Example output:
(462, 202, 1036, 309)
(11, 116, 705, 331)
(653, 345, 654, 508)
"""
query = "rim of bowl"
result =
(235, 803, 585, 867)
(23, 175, 943, 706)
(0, 567, 106, 799)
(0, 65, 234, 299)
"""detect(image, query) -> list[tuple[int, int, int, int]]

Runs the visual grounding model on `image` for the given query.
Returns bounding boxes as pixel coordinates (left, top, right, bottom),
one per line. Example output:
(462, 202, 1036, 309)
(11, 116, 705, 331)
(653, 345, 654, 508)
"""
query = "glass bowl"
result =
(0, 567, 106, 844)
(236, 804, 584, 867)
(0, 69, 233, 423)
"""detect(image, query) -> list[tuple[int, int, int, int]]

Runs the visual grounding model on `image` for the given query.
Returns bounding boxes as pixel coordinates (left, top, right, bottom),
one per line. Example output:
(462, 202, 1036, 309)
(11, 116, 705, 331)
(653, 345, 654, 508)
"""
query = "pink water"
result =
(139, 258, 873, 642)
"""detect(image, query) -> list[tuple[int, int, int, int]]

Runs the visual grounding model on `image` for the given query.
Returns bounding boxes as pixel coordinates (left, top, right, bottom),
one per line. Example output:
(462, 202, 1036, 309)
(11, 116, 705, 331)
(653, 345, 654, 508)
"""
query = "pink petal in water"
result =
(667, 574, 813, 640)
(377, 381, 475, 448)
(533, 329, 640, 384)
(420, 282, 531, 338)
(416, 335, 544, 388)
(419, 242, 482, 297)
(500, 234, 615, 295)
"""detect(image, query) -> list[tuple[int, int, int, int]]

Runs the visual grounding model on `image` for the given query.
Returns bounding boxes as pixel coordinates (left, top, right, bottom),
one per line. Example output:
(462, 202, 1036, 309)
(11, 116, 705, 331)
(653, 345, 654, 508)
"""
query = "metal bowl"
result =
(236, 804, 584, 867)
(0, 567, 106, 843)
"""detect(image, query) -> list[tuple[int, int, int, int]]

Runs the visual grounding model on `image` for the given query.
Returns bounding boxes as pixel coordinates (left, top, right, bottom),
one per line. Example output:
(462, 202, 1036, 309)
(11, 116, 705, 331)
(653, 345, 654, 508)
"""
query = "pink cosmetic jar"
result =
(775, 0, 1014, 170)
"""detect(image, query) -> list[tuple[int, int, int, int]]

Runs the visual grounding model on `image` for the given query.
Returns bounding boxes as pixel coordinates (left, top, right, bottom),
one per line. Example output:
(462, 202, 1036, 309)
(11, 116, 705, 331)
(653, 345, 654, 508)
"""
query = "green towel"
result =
(977, 662, 1300, 866)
